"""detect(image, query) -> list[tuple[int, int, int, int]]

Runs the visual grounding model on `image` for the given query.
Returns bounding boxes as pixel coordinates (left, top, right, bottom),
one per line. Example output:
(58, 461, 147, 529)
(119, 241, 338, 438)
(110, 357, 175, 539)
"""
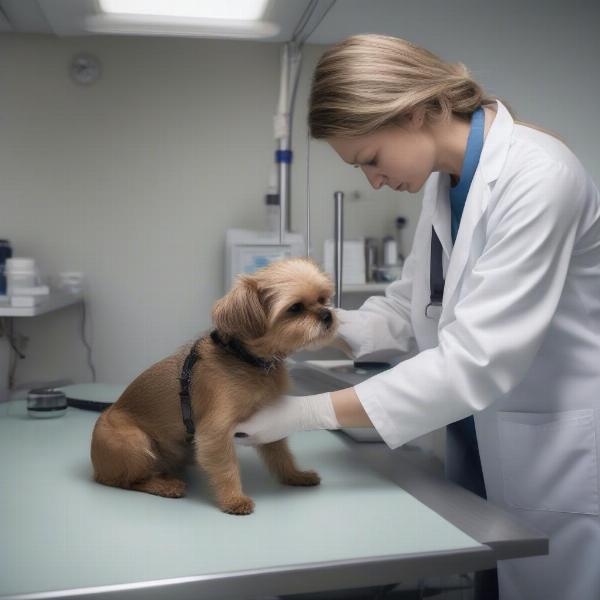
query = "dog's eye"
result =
(318, 296, 326, 305)
(287, 303, 304, 314)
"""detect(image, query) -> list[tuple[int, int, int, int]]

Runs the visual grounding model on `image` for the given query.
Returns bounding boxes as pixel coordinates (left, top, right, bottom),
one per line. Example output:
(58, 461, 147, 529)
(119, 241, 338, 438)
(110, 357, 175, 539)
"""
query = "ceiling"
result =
(0, 0, 320, 41)
(1, 0, 597, 48)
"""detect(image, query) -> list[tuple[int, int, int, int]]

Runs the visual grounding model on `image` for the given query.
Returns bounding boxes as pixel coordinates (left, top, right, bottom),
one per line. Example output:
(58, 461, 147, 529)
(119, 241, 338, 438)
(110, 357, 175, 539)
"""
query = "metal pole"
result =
(278, 138, 292, 243)
(334, 191, 344, 308)
(305, 129, 311, 257)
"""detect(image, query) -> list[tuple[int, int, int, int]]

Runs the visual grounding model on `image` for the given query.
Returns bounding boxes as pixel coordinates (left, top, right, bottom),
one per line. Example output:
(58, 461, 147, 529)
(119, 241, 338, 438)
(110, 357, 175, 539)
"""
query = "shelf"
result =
(0, 292, 82, 317)
(341, 282, 390, 293)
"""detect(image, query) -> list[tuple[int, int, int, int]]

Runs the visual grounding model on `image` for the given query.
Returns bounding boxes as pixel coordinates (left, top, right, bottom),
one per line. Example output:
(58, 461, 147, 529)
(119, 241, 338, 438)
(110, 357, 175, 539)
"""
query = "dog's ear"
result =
(212, 275, 267, 339)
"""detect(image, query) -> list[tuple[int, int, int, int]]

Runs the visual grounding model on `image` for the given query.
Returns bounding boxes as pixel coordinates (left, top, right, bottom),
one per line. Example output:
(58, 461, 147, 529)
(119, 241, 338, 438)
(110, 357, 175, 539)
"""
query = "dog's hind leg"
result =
(129, 474, 186, 498)
(91, 407, 186, 498)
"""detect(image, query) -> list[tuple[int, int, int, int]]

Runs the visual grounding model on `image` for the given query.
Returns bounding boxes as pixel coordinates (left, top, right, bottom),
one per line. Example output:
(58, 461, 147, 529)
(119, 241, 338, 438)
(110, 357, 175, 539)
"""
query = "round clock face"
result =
(69, 53, 101, 85)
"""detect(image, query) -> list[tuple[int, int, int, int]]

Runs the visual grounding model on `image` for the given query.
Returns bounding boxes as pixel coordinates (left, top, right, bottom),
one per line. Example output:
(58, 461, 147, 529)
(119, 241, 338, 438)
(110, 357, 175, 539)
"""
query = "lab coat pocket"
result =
(497, 410, 600, 515)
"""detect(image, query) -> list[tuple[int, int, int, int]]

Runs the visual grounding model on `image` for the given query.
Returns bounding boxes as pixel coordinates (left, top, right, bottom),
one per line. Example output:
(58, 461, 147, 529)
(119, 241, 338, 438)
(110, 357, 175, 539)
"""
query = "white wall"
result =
(2, 1, 599, 462)
(0, 34, 411, 388)
(310, 0, 600, 182)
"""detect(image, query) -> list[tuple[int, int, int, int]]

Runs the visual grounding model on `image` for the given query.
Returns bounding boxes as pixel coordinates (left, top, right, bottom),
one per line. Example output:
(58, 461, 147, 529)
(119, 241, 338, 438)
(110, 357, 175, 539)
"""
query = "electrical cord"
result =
(80, 299, 96, 382)
(0, 296, 97, 393)
(295, 0, 336, 46)
(291, 0, 318, 43)
(1, 317, 26, 360)
(1, 317, 25, 390)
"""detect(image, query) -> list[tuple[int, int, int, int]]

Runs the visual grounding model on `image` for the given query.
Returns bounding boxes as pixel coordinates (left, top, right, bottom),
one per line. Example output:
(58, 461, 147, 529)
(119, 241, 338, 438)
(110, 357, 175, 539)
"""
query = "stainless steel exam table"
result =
(0, 369, 547, 600)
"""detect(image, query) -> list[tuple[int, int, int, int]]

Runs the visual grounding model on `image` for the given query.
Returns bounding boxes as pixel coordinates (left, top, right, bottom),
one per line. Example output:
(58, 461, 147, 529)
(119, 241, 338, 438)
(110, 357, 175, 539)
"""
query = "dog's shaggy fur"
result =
(90, 258, 337, 515)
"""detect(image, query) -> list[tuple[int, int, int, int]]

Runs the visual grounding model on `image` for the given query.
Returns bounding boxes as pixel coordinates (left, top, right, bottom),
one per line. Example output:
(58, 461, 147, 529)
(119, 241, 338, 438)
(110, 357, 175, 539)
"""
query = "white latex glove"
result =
(233, 393, 340, 446)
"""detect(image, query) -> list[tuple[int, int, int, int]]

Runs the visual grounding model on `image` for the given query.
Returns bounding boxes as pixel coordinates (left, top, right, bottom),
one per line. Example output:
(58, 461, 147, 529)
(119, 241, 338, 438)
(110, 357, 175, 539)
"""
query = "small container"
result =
(57, 271, 84, 294)
(382, 236, 398, 266)
(373, 264, 403, 283)
(395, 216, 407, 265)
(265, 193, 280, 233)
(5, 257, 39, 295)
(364, 238, 379, 282)
(27, 388, 68, 418)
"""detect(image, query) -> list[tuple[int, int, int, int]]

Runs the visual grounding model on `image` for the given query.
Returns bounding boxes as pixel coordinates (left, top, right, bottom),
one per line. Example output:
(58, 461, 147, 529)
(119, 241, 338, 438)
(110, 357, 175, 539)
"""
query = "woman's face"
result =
(327, 115, 438, 194)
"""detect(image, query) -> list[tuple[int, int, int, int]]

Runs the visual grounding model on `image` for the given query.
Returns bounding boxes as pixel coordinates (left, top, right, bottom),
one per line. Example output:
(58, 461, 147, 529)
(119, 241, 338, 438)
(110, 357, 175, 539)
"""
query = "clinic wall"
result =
(2, 5, 598, 424)
(0, 35, 276, 388)
(0, 35, 412, 390)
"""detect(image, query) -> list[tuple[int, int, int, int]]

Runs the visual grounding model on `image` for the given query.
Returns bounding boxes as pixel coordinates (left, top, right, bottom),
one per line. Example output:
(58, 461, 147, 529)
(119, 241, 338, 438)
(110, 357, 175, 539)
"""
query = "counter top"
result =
(0, 396, 547, 600)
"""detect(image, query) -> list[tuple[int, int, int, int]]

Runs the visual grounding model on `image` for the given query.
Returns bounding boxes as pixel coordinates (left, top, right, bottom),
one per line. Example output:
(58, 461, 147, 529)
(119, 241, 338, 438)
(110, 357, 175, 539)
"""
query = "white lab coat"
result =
(337, 100, 600, 600)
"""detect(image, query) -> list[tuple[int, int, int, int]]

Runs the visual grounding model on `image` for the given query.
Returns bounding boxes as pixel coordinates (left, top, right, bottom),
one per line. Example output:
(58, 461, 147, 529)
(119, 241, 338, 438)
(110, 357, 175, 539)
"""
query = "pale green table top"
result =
(0, 399, 494, 600)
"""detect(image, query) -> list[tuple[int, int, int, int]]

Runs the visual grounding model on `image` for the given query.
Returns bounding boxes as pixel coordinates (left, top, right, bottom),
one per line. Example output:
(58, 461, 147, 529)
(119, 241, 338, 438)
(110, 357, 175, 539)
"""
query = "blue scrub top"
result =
(446, 106, 487, 500)
(450, 106, 485, 242)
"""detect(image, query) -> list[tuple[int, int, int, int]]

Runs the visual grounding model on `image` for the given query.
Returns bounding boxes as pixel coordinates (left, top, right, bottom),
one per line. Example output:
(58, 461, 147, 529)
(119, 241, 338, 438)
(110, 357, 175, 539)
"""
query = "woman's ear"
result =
(407, 106, 426, 130)
(212, 276, 267, 340)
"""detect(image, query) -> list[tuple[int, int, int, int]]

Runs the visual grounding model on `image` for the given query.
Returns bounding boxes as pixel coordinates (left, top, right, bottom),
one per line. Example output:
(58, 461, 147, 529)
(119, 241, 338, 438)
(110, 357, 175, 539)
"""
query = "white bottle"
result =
(265, 169, 280, 233)
(266, 193, 280, 233)
(382, 237, 398, 266)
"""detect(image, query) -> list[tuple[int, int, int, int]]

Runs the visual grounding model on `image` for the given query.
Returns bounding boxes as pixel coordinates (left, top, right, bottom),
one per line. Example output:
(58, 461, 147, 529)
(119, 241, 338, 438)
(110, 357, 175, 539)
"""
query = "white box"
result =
(10, 296, 43, 307)
(9, 285, 49, 296)
(324, 239, 366, 285)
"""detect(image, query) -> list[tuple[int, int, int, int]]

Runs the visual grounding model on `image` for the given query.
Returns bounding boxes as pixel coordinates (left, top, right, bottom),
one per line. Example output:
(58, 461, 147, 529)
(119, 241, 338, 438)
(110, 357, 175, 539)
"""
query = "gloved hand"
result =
(233, 392, 340, 446)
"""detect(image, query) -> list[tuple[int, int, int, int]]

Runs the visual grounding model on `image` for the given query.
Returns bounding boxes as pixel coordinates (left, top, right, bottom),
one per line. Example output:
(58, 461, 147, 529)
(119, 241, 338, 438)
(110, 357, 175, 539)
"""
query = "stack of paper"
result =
(9, 285, 49, 307)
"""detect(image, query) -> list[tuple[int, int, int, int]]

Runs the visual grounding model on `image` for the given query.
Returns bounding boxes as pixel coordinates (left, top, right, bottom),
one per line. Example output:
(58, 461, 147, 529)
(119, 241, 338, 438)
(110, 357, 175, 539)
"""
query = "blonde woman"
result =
(235, 35, 600, 600)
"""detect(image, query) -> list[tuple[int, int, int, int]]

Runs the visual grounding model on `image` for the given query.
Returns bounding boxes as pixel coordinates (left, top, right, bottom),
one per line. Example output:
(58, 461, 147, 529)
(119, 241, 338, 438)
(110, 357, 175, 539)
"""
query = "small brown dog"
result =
(90, 258, 337, 515)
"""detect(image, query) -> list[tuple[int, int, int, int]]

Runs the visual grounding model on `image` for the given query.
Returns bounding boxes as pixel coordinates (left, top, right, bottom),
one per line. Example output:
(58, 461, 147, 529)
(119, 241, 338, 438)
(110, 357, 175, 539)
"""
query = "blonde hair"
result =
(309, 34, 559, 141)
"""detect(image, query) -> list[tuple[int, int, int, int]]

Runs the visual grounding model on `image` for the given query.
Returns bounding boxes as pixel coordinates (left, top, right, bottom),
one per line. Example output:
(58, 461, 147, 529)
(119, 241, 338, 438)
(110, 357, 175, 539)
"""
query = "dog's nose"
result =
(319, 309, 333, 327)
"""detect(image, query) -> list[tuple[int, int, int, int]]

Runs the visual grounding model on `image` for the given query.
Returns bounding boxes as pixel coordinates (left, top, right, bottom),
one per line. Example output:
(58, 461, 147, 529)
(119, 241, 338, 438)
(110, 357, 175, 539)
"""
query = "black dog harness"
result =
(178, 331, 279, 442)
(179, 341, 201, 443)
(209, 330, 278, 372)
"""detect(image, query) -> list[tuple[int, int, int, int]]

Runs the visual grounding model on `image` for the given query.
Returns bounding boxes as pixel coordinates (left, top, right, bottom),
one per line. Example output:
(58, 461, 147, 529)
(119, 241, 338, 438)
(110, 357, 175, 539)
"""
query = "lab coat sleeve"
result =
(354, 162, 585, 449)
(335, 250, 416, 360)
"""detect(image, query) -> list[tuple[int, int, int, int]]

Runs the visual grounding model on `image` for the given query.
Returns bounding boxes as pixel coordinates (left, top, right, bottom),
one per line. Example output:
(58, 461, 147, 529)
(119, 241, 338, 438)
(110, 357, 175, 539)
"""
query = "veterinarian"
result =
(234, 34, 600, 600)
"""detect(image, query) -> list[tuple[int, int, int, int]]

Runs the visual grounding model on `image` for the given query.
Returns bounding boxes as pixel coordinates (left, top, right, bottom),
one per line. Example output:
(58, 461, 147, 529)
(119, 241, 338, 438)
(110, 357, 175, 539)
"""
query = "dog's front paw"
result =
(280, 469, 321, 487)
(221, 495, 255, 516)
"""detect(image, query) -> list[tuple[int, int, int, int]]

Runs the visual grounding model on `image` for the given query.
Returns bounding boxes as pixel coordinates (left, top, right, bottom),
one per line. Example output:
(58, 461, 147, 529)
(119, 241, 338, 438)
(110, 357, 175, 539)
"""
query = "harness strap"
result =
(179, 341, 201, 443)
(178, 331, 278, 443)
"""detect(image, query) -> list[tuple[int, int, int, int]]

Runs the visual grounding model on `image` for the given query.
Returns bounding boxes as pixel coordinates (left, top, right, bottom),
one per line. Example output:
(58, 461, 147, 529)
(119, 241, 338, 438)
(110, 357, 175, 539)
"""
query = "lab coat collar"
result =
(434, 99, 514, 325)
(479, 99, 514, 185)
(429, 100, 514, 262)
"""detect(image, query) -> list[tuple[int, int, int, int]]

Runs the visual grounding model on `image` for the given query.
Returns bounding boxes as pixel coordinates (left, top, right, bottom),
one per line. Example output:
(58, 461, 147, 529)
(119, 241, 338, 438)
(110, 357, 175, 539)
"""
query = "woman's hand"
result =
(233, 392, 339, 446)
